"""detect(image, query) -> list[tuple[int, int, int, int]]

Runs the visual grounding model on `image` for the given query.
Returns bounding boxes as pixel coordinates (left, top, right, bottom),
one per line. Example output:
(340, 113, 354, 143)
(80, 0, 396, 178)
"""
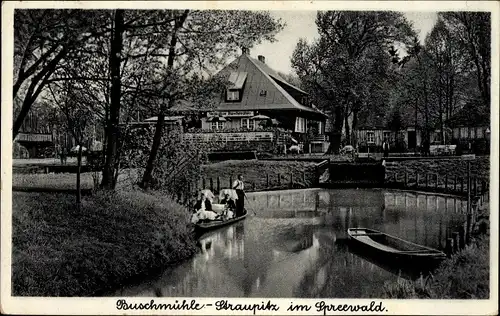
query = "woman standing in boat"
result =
(232, 174, 245, 217)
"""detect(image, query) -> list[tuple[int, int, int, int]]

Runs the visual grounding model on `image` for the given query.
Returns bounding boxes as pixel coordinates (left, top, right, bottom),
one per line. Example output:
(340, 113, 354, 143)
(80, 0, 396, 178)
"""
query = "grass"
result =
(12, 189, 197, 296)
(381, 235, 490, 299)
(201, 160, 319, 191)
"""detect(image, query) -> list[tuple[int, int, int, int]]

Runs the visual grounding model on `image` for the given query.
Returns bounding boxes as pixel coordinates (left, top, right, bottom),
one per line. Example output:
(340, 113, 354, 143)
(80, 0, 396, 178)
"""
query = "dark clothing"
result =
(221, 198, 236, 211)
(382, 142, 390, 158)
(235, 189, 245, 217)
(194, 199, 212, 211)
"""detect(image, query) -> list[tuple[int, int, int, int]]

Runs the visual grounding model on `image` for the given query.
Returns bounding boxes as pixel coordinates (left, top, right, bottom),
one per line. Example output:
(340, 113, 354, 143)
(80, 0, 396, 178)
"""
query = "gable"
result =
(215, 55, 324, 117)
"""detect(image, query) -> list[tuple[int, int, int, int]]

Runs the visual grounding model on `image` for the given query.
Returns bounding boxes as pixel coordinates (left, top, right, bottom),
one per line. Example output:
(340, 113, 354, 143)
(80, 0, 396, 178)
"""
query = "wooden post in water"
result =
(210, 178, 214, 192)
(216, 176, 220, 192)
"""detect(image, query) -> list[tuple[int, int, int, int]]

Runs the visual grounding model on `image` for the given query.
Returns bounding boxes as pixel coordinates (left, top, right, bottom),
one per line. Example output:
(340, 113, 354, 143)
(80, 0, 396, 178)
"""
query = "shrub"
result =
(12, 190, 197, 296)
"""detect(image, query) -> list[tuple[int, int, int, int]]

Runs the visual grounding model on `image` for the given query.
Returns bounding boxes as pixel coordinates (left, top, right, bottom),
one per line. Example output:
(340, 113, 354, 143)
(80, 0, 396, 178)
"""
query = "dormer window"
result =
(227, 90, 240, 101)
(226, 71, 247, 102)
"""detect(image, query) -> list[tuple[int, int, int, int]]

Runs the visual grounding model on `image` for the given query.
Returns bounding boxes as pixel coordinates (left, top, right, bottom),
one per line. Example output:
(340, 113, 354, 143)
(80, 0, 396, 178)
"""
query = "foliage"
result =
(120, 125, 213, 201)
(291, 11, 416, 153)
(12, 190, 197, 296)
(381, 235, 489, 299)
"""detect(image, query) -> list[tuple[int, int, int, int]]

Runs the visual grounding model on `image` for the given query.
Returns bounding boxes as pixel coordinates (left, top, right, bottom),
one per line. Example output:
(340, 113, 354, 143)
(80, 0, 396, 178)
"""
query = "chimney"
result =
(258, 55, 265, 64)
(241, 47, 250, 55)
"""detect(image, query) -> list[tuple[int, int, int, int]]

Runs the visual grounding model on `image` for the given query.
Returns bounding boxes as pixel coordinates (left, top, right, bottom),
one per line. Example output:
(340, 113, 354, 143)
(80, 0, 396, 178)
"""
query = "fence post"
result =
(217, 176, 220, 192)
(202, 178, 206, 189)
(416, 173, 419, 188)
(303, 171, 306, 186)
(467, 161, 471, 214)
(210, 178, 214, 192)
(229, 176, 233, 188)
(454, 175, 458, 192)
(435, 173, 439, 190)
(459, 224, 466, 249)
(446, 238, 454, 256)
(290, 173, 294, 188)
(452, 232, 459, 253)
(266, 173, 269, 188)
(278, 173, 281, 186)
(474, 177, 478, 197)
(404, 168, 408, 187)
(394, 172, 398, 184)
(425, 173, 429, 188)
(461, 177, 464, 194)
(445, 174, 448, 192)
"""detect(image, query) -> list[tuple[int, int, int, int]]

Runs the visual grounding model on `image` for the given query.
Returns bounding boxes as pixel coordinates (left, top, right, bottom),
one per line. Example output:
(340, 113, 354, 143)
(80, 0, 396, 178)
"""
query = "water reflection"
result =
(116, 189, 467, 298)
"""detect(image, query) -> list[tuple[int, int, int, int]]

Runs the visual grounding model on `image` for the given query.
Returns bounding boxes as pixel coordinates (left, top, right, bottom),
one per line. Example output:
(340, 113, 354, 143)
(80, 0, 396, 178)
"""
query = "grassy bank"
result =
(381, 234, 489, 299)
(202, 160, 318, 191)
(12, 190, 197, 296)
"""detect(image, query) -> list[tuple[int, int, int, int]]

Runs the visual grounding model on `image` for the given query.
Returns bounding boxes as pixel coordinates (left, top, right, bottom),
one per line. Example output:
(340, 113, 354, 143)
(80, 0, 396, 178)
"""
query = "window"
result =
(211, 121, 225, 130)
(475, 127, 483, 139)
(295, 117, 305, 133)
(383, 131, 391, 141)
(241, 118, 255, 130)
(460, 127, 468, 138)
(367, 131, 375, 143)
(227, 90, 240, 101)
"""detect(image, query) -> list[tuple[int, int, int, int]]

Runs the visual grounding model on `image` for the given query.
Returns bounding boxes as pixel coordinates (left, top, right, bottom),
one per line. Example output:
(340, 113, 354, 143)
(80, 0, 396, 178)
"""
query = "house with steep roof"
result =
(189, 48, 328, 153)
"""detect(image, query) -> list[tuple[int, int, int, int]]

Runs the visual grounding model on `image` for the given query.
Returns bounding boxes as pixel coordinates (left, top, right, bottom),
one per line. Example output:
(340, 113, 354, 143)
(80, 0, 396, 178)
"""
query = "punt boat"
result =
(347, 228, 446, 264)
(194, 209, 248, 233)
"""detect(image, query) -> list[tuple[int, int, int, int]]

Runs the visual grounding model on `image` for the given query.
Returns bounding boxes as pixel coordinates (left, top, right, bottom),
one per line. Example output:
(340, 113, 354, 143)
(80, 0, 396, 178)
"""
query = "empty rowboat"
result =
(347, 228, 446, 263)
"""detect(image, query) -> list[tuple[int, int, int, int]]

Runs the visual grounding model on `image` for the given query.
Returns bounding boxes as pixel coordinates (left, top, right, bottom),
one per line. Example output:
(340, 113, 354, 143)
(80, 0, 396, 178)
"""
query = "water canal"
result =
(116, 189, 468, 298)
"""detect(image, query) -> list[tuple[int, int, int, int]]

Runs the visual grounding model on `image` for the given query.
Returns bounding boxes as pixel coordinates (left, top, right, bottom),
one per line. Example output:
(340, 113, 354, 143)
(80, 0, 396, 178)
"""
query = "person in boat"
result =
(232, 174, 245, 217)
(194, 192, 212, 212)
(219, 192, 236, 220)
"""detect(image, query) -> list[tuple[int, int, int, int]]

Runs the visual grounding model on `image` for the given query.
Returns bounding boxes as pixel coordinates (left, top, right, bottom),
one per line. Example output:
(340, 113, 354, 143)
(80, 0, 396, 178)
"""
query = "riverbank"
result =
(381, 202, 490, 299)
(12, 190, 197, 296)
(202, 160, 318, 191)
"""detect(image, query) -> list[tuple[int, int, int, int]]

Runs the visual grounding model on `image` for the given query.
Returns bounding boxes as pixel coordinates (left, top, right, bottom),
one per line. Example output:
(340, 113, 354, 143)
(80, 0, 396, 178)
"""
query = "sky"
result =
(250, 11, 438, 75)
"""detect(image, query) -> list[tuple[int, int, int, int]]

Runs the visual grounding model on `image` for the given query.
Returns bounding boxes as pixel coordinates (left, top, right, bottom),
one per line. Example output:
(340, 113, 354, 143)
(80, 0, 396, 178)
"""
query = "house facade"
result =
(189, 48, 328, 153)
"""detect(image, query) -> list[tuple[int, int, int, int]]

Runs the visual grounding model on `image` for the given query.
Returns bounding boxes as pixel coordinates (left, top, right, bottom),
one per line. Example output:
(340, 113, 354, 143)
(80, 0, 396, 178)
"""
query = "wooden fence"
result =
(386, 161, 489, 256)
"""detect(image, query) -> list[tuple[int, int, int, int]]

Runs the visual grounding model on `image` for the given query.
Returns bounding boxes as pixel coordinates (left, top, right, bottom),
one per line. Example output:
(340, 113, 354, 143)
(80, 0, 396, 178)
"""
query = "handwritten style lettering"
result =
(116, 299, 204, 311)
(315, 300, 386, 315)
(214, 300, 280, 314)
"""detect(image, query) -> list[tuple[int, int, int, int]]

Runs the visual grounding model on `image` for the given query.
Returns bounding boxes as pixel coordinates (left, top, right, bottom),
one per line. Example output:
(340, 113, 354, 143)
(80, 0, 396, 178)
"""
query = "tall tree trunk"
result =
(101, 9, 124, 189)
(325, 104, 344, 154)
(140, 10, 189, 189)
(352, 110, 358, 147)
(141, 112, 166, 188)
(344, 111, 350, 146)
(76, 143, 83, 208)
(13, 47, 67, 139)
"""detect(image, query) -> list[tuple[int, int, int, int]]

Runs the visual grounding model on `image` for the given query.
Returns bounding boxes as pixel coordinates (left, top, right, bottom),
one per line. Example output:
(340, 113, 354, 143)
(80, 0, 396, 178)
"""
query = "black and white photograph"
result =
(1, 1, 498, 315)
